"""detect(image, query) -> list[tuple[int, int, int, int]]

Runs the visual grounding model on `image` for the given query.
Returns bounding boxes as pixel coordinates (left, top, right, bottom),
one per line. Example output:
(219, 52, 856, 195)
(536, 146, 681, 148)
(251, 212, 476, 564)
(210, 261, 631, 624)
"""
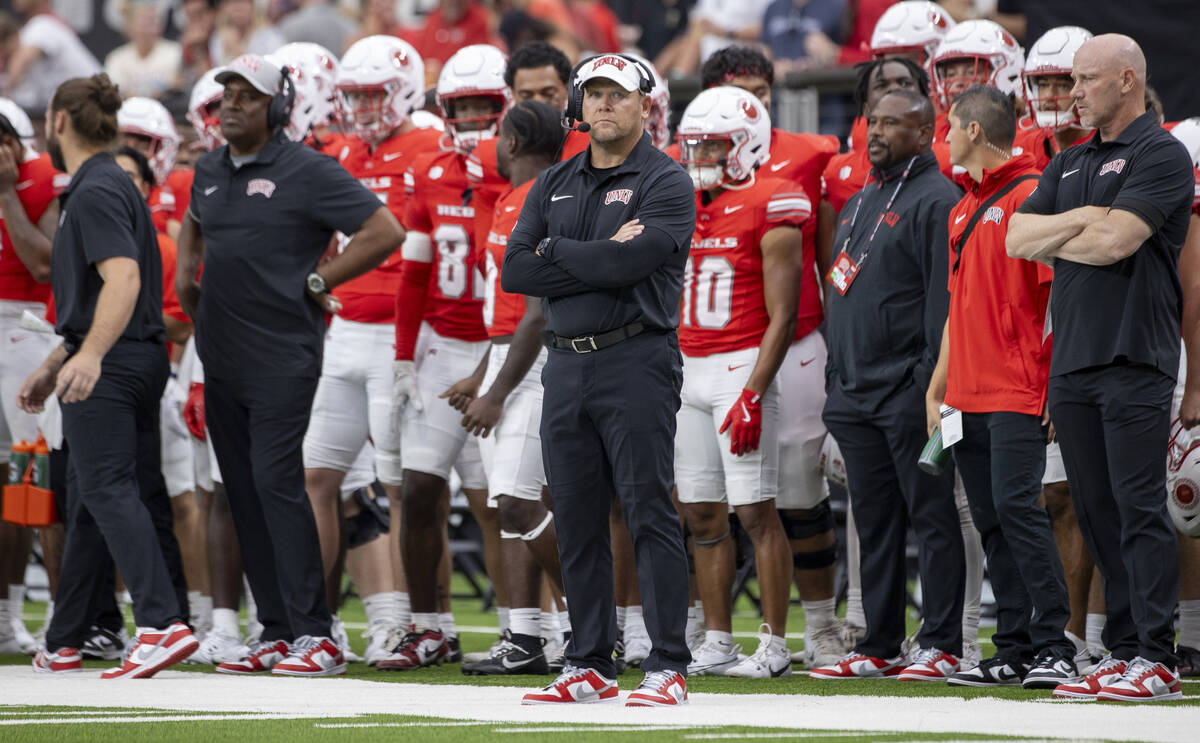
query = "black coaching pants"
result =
(540, 331, 691, 678)
(205, 375, 330, 642)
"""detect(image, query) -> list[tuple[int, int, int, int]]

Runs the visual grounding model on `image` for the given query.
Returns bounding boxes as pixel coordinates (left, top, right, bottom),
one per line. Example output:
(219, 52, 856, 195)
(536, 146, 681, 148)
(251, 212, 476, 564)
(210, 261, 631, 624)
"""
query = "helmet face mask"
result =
(1023, 73, 1079, 131)
(337, 35, 425, 146)
(935, 56, 993, 105)
(188, 69, 227, 152)
(930, 19, 1024, 112)
(435, 44, 510, 156)
(117, 97, 180, 185)
(440, 93, 506, 152)
(676, 86, 770, 192)
(679, 134, 733, 190)
(341, 82, 405, 145)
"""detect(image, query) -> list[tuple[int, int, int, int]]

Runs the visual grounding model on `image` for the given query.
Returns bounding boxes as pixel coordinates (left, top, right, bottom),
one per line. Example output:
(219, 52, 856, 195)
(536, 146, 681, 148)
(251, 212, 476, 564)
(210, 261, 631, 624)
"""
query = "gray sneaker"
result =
(947, 655, 1028, 687)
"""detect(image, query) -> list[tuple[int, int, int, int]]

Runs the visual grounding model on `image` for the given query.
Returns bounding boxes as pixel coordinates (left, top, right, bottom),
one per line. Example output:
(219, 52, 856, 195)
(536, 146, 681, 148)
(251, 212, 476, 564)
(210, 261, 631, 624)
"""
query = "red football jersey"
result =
(0, 152, 64, 302)
(823, 118, 870, 214)
(157, 232, 187, 323)
(148, 184, 174, 234)
(399, 149, 488, 348)
(680, 177, 811, 357)
(163, 168, 194, 227)
(334, 127, 444, 323)
(482, 180, 534, 338)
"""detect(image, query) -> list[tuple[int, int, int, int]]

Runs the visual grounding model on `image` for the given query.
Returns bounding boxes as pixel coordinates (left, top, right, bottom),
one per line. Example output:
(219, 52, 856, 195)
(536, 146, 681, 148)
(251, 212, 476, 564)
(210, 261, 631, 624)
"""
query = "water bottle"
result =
(30, 436, 50, 490)
(8, 440, 32, 485)
(918, 428, 951, 476)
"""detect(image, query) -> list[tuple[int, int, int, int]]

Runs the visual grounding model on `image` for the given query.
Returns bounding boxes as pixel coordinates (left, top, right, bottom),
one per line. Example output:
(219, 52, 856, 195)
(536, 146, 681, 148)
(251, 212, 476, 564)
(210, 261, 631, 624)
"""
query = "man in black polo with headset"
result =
(503, 54, 695, 707)
(1007, 34, 1193, 702)
(176, 54, 403, 677)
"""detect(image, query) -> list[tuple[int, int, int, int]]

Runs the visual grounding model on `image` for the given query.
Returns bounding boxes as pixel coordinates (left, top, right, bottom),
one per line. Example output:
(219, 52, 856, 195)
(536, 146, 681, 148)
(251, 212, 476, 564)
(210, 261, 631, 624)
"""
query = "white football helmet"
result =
(1168, 419, 1200, 537)
(338, 35, 425, 146)
(931, 20, 1025, 112)
(1022, 26, 1092, 131)
(818, 434, 848, 491)
(188, 68, 226, 152)
(0, 97, 36, 152)
(1170, 118, 1200, 169)
(117, 97, 180, 185)
(623, 52, 671, 149)
(870, 1, 956, 72)
(436, 44, 510, 154)
(676, 86, 770, 191)
(270, 42, 341, 141)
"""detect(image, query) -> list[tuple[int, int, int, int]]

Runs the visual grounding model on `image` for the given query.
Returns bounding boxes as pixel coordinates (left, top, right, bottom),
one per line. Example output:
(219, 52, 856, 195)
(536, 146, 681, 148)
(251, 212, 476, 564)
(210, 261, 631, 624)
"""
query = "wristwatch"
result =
(306, 272, 327, 294)
(535, 236, 553, 258)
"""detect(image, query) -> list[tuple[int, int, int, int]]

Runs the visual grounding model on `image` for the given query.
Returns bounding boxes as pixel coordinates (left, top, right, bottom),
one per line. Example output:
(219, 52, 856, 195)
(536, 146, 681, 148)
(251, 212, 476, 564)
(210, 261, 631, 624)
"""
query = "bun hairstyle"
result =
(501, 100, 564, 161)
(50, 73, 123, 147)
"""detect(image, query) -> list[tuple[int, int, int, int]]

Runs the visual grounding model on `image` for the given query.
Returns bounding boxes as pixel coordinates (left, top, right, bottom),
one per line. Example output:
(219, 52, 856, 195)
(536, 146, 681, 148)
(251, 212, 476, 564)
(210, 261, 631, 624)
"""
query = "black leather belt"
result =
(549, 322, 645, 354)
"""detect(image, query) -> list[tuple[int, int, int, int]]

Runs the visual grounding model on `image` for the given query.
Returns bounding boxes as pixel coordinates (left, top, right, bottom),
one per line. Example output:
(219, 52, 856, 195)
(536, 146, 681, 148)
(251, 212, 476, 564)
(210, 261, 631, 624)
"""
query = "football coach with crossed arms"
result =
(502, 54, 695, 707)
(1007, 34, 1193, 701)
(176, 54, 403, 677)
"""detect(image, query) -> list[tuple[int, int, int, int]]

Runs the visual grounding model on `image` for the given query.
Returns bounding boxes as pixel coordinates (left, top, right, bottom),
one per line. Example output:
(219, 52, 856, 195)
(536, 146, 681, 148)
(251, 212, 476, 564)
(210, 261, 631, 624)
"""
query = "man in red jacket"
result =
(926, 85, 1076, 690)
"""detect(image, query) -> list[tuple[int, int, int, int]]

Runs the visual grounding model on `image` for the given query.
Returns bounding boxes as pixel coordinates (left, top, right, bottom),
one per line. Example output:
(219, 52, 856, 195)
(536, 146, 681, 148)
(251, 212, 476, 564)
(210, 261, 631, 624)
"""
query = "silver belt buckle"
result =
(570, 335, 598, 353)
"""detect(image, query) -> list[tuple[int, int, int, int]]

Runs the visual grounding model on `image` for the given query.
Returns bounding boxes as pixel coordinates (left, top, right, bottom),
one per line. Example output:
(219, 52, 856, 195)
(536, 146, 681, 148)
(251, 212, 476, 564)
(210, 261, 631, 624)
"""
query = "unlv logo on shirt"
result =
(246, 178, 276, 198)
(982, 206, 1005, 225)
(605, 189, 633, 205)
(1098, 159, 1127, 176)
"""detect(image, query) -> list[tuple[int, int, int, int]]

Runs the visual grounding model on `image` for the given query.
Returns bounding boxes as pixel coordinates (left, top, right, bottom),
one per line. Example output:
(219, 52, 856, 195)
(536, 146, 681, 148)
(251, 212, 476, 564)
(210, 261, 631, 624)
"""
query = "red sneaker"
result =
(1096, 657, 1183, 702)
(522, 666, 619, 704)
(271, 635, 346, 677)
(32, 647, 82, 674)
(626, 670, 688, 706)
(1052, 655, 1127, 700)
(810, 652, 905, 679)
(100, 623, 198, 679)
(216, 639, 291, 675)
(376, 627, 448, 671)
(896, 648, 959, 681)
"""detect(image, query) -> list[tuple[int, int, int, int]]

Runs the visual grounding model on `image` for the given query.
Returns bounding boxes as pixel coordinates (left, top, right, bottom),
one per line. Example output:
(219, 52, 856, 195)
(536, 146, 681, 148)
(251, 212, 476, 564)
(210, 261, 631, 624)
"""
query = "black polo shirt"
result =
(1017, 111, 1194, 379)
(52, 152, 164, 355)
(189, 135, 382, 380)
(501, 133, 696, 338)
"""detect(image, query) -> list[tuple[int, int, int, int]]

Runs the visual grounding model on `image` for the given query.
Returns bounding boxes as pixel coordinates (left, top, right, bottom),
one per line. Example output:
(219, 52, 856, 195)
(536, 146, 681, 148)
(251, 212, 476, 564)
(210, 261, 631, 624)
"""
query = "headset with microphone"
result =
(267, 65, 297, 132)
(562, 54, 656, 133)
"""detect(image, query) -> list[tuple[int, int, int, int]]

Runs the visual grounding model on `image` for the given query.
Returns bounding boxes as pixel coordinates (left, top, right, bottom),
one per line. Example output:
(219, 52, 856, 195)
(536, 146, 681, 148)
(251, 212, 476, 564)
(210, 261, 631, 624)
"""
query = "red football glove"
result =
(184, 382, 206, 441)
(719, 388, 763, 456)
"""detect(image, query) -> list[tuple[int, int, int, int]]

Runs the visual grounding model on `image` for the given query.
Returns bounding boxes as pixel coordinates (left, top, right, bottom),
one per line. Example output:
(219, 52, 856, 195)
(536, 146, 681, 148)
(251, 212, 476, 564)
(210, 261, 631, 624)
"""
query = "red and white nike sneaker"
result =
(32, 647, 82, 674)
(1096, 657, 1183, 702)
(100, 623, 198, 679)
(216, 639, 291, 675)
(626, 670, 688, 707)
(521, 665, 619, 704)
(376, 627, 448, 671)
(810, 652, 905, 679)
(1052, 655, 1127, 700)
(271, 635, 346, 677)
(897, 647, 959, 681)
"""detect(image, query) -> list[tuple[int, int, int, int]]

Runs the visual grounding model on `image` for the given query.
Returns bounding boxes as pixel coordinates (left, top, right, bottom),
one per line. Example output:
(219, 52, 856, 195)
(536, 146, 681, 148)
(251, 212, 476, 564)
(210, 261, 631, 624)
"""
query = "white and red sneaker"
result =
(32, 647, 82, 674)
(810, 651, 905, 679)
(626, 670, 688, 706)
(216, 639, 291, 675)
(100, 623, 198, 679)
(521, 665, 619, 704)
(1052, 655, 1127, 700)
(897, 647, 959, 682)
(376, 627, 448, 671)
(271, 635, 346, 677)
(1096, 657, 1183, 702)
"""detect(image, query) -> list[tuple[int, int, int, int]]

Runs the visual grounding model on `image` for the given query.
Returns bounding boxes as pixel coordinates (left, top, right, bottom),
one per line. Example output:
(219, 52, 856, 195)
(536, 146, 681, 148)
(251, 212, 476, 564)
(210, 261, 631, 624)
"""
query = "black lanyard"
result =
(841, 156, 916, 270)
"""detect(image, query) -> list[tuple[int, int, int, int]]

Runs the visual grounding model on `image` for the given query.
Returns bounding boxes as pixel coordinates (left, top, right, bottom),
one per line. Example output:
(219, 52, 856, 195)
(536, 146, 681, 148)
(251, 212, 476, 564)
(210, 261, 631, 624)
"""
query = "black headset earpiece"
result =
(268, 66, 296, 132)
(616, 54, 655, 96)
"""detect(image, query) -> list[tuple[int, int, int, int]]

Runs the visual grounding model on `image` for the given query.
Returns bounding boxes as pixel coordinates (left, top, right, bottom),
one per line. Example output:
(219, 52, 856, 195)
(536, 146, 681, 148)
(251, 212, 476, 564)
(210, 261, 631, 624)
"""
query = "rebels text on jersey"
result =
(0, 152, 65, 302)
(395, 149, 488, 358)
(680, 176, 811, 357)
(334, 127, 444, 323)
(482, 180, 533, 338)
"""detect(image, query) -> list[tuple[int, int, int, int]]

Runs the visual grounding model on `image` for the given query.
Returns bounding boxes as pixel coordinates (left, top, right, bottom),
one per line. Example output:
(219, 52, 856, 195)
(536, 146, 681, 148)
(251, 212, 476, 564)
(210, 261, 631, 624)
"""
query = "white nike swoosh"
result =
(769, 160, 791, 172)
(724, 205, 743, 214)
(501, 654, 539, 669)
(741, 402, 751, 423)
(14, 180, 33, 190)
(204, 186, 219, 195)
(382, 152, 403, 162)
(504, 206, 517, 212)
(955, 214, 966, 224)
(550, 194, 573, 202)
(1061, 169, 1080, 179)
(132, 645, 158, 663)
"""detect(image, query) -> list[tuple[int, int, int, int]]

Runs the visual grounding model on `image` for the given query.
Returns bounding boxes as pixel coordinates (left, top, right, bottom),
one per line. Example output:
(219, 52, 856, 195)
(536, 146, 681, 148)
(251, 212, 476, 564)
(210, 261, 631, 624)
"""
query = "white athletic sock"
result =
(437, 612, 457, 638)
(768, 633, 787, 653)
(540, 610, 556, 636)
(362, 592, 394, 630)
(497, 606, 511, 634)
(192, 595, 213, 631)
(412, 612, 438, 633)
(9, 584, 24, 622)
(1065, 630, 1087, 655)
(510, 607, 541, 638)
(685, 604, 703, 643)
(42, 599, 54, 628)
(557, 609, 572, 636)
(626, 605, 647, 638)
(802, 598, 836, 630)
(1178, 600, 1200, 649)
(845, 588, 866, 629)
(616, 605, 628, 632)
(1086, 613, 1106, 654)
(211, 608, 239, 637)
(394, 592, 411, 628)
(706, 630, 734, 648)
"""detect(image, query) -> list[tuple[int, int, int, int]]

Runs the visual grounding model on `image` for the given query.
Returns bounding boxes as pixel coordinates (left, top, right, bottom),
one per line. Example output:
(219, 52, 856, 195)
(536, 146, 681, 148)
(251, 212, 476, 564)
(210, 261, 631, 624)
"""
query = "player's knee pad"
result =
(793, 545, 837, 570)
(693, 526, 731, 548)
(501, 511, 553, 541)
(779, 499, 834, 540)
(346, 489, 389, 549)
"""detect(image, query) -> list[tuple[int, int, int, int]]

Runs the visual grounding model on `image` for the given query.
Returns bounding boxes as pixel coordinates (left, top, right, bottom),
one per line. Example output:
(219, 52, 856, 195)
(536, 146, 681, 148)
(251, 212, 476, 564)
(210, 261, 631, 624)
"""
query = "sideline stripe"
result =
(0, 714, 316, 726)
(316, 722, 489, 729)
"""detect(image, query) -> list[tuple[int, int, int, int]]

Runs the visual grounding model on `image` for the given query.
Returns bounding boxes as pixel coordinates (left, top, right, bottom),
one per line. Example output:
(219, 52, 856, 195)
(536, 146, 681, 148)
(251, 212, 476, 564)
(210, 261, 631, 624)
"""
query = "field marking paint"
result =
(0, 714, 317, 726)
(315, 722, 490, 729)
(495, 726, 691, 733)
(1, 667, 1197, 742)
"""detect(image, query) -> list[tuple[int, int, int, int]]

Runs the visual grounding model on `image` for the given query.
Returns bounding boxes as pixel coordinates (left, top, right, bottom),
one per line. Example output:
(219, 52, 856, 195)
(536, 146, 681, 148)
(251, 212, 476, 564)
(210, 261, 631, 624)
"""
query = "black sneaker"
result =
(547, 631, 570, 674)
(1021, 650, 1079, 689)
(947, 656, 1029, 687)
(446, 635, 462, 663)
(80, 626, 127, 660)
(461, 632, 548, 675)
(1178, 645, 1200, 677)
